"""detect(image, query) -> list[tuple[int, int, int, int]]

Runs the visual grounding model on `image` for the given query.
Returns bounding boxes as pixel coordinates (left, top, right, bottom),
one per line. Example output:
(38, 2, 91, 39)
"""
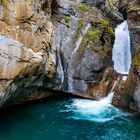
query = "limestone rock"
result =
(53, 0, 116, 99)
(82, 0, 124, 23)
(0, 0, 57, 106)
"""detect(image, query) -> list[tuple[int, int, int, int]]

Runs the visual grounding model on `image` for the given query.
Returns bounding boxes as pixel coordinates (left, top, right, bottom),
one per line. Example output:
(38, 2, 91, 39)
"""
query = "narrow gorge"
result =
(0, 0, 140, 140)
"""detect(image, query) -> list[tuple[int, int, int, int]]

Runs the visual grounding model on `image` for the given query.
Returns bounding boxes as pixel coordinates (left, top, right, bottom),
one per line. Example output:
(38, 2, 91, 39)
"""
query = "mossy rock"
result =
(64, 15, 71, 23)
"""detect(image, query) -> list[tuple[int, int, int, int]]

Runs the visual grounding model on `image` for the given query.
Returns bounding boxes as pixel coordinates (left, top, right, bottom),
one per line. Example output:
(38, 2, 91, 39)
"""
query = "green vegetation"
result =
(87, 29, 100, 40)
(133, 45, 140, 66)
(71, 3, 114, 57)
(64, 16, 71, 23)
(99, 18, 109, 27)
(137, 45, 140, 51)
(77, 4, 89, 12)
(72, 3, 96, 14)
(133, 56, 140, 66)
(99, 18, 114, 35)
(77, 27, 101, 55)
(73, 18, 84, 41)
(78, 47, 85, 55)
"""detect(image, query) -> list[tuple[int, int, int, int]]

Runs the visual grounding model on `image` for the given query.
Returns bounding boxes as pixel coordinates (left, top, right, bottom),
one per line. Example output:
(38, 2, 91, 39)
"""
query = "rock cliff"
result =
(113, 0, 140, 112)
(0, 0, 56, 106)
(0, 0, 140, 113)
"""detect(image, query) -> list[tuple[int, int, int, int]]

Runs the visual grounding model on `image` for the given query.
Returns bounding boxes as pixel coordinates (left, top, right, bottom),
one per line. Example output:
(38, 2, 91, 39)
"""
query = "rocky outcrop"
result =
(0, 0, 57, 106)
(52, 0, 117, 99)
(113, 0, 140, 112)
(83, 0, 124, 23)
(125, 0, 140, 111)
(1, 0, 138, 109)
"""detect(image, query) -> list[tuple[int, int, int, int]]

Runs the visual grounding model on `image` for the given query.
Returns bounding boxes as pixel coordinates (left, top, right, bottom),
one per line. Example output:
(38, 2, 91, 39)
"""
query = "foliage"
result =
(133, 45, 140, 66)
(99, 18, 114, 35)
(73, 18, 84, 41)
(87, 29, 100, 39)
(64, 16, 71, 23)
(78, 4, 89, 12)
(72, 3, 96, 14)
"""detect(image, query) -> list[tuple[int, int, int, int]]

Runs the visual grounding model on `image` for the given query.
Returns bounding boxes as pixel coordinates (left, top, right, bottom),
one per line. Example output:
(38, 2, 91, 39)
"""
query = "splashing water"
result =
(56, 48, 64, 84)
(112, 20, 131, 74)
(65, 81, 129, 122)
(65, 92, 128, 122)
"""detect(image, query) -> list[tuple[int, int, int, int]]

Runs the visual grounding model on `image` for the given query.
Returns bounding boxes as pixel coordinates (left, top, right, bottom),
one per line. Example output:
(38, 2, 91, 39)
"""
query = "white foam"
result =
(65, 92, 129, 122)
(112, 20, 131, 75)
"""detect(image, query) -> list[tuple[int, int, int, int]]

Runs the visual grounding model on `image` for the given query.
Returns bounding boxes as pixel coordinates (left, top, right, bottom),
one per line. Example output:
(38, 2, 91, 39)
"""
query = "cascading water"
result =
(66, 21, 132, 122)
(65, 82, 128, 122)
(56, 48, 64, 84)
(112, 20, 131, 74)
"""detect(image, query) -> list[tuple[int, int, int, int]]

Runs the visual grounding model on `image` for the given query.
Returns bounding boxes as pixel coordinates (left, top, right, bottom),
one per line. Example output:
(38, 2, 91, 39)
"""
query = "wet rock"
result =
(113, 0, 140, 112)
(0, 0, 132, 107)
(126, 0, 140, 111)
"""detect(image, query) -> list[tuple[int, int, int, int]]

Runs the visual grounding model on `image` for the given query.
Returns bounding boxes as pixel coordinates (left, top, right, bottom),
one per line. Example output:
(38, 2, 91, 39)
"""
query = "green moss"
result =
(78, 19, 84, 29)
(78, 4, 88, 12)
(76, 27, 101, 55)
(73, 18, 84, 41)
(133, 45, 140, 66)
(77, 47, 85, 55)
(133, 56, 140, 66)
(99, 18, 109, 27)
(72, 3, 96, 14)
(87, 29, 100, 39)
(99, 18, 115, 35)
(137, 45, 140, 51)
(64, 15, 71, 23)
(89, 44, 95, 51)
(72, 3, 89, 12)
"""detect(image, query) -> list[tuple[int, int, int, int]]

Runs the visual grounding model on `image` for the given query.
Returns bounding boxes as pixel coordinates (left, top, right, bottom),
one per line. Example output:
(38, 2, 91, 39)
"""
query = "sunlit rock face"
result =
(0, 35, 44, 79)
(0, 0, 136, 108)
(0, 0, 56, 106)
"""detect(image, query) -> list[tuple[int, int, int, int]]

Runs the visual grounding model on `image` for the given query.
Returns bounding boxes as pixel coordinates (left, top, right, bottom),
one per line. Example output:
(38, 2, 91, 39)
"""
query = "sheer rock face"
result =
(128, 0, 140, 54)
(52, 0, 117, 99)
(0, 0, 134, 107)
(126, 0, 140, 111)
(0, 0, 56, 106)
(0, 0, 120, 106)
(82, 0, 124, 23)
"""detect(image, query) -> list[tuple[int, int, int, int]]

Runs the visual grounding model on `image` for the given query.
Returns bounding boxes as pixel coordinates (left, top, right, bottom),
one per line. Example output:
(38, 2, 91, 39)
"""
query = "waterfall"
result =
(99, 80, 117, 105)
(64, 80, 124, 122)
(112, 20, 131, 74)
(57, 48, 64, 84)
(66, 91, 128, 122)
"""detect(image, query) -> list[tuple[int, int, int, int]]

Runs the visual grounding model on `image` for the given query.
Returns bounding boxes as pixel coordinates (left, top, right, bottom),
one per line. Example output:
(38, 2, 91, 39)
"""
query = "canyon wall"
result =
(1, 0, 140, 113)
(113, 0, 140, 112)
(0, 0, 57, 106)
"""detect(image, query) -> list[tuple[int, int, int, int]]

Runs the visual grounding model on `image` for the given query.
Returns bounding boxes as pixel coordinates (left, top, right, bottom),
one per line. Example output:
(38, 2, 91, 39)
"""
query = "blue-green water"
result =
(0, 97, 140, 140)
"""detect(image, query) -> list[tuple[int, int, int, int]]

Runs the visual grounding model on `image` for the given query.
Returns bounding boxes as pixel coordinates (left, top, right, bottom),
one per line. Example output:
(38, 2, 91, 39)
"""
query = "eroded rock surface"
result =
(0, 0, 56, 106)
(0, 0, 139, 111)
(52, 0, 117, 99)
